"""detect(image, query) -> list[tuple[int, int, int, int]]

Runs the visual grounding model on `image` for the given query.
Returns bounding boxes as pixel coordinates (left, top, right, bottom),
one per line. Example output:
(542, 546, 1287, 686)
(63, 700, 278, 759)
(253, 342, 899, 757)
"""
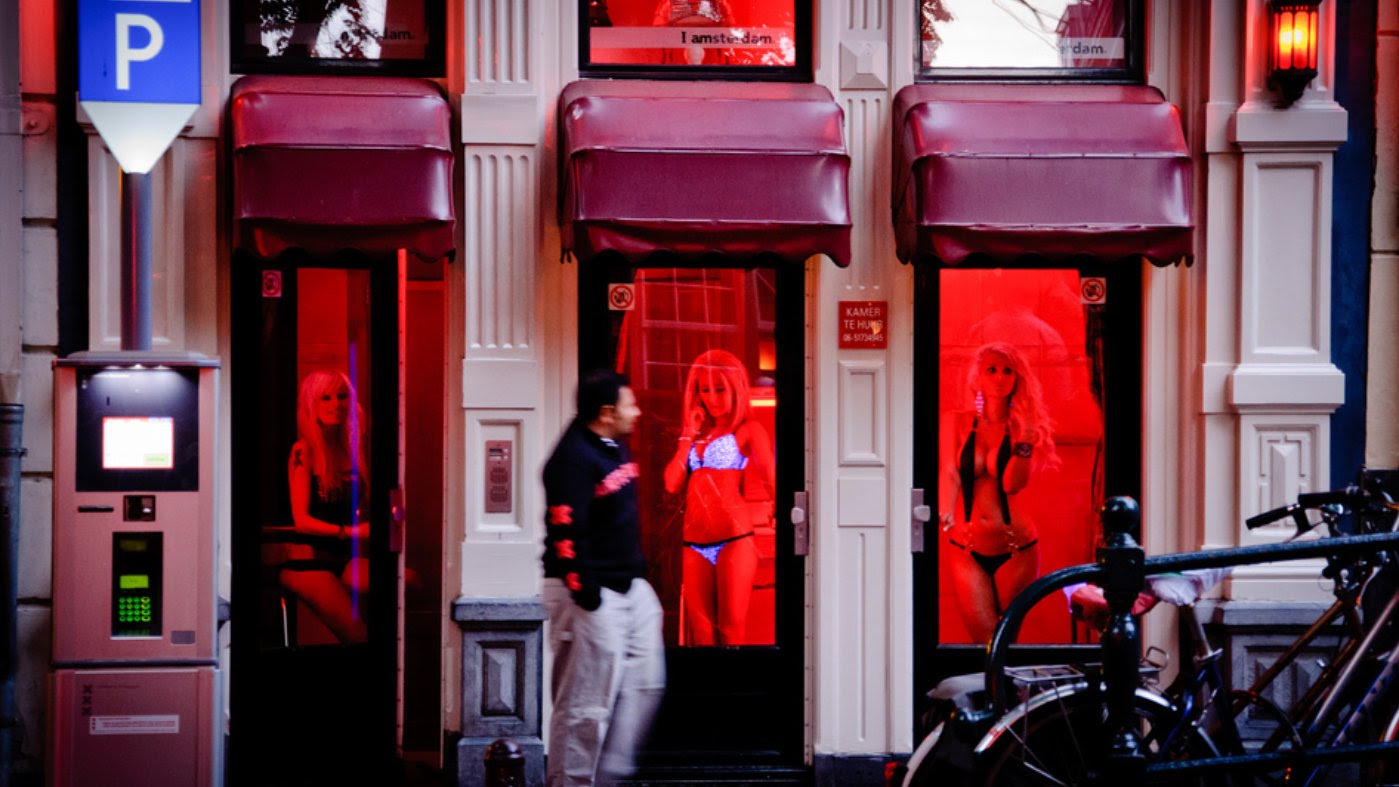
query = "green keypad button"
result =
(116, 595, 153, 624)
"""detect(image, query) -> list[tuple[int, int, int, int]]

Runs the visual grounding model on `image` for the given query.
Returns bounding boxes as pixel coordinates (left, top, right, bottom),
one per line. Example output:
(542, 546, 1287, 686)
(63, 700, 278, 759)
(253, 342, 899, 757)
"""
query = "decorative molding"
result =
(452, 597, 545, 787)
(480, 642, 522, 716)
(837, 360, 885, 466)
(463, 147, 537, 356)
(1239, 154, 1331, 365)
(840, 95, 889, 275)
(1228, 363, 1345, 410)
(461, 94, 541, 145)
(843, 0, 886, 31)
(837, 476, 887, 527)
(1240, 414, 1323, 521)
(465, 414, 531, 537)
(464, 0, 533, 89)
(839, 41, 888, 90)
(1230, 101, 1348, 151)
(462, 359, 539, 409)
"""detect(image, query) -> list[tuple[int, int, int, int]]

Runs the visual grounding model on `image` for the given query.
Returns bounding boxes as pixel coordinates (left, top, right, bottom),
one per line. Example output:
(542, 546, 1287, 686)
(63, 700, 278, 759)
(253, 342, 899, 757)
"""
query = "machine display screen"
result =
(75, 367, 200, 492)
(102, 417, 175, 470)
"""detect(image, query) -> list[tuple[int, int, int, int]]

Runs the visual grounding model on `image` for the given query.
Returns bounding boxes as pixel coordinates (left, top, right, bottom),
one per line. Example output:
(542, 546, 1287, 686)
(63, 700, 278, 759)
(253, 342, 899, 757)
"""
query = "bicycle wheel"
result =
(1205, 689, 1302, 787)
(904, 718, 977, 787)
(974, 682, 1223, 786)
(1297, 659, 1397, 787)
(1368, 701, 1399, 787)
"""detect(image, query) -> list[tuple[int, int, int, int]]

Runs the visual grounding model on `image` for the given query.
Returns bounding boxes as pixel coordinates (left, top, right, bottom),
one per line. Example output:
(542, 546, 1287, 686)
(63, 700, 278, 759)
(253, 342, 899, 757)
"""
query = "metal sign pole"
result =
(120, 170, 151, 351)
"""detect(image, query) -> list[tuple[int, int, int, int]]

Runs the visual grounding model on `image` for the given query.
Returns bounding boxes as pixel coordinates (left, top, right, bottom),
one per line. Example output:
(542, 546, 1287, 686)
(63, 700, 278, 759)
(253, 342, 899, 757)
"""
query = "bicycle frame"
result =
(982, 529, 1399, 782)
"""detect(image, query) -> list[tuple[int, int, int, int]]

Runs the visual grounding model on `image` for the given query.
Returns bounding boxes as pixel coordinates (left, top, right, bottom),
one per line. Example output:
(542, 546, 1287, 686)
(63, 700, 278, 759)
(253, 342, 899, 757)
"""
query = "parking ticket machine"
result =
(48, 353, 222, 787)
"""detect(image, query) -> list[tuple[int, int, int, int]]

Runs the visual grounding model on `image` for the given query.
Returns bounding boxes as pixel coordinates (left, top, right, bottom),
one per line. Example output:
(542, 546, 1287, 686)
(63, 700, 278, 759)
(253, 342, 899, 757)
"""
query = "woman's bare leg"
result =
(994, 546, 1041, 618)
(714, 536, 758, 646)
(944, 545, 1000, 644)
(342, 556, 370, 594)
(681, 547, 718, 646)
(279, 569, 369, 644)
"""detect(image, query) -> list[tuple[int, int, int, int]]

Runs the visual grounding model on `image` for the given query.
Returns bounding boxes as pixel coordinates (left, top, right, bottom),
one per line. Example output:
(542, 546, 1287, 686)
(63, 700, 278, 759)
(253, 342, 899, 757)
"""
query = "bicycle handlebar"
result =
(1297, 484, 1366, 509)
(984, 530, 1399, 715)
(1244, 501, 1312, 532)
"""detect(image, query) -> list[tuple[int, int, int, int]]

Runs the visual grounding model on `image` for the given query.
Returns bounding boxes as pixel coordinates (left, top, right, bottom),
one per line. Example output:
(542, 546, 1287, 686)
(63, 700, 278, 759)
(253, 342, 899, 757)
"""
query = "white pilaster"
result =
(808, 0, 913, 760)
(453, 0, 554, 600)
(1222, 1, 1347, 598)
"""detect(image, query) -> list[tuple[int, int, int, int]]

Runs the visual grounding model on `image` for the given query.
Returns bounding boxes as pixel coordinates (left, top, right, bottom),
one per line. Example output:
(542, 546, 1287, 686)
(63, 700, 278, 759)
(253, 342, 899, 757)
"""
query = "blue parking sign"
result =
(79, 0, 201, 104)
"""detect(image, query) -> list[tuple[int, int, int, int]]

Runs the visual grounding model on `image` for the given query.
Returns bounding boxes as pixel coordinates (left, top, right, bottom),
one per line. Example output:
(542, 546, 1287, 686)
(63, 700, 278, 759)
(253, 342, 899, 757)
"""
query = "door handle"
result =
(388, 487, 406, 554)
(791, 490, 809, 557)
(911, 488, 931, 553)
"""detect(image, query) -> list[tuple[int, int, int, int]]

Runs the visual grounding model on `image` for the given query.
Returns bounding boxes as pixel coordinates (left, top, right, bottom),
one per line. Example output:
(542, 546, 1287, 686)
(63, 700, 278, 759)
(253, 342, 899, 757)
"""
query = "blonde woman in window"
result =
(281, 369, 371, 644)
(938, 342, 1058, 643)
(664, 349, 775, 646)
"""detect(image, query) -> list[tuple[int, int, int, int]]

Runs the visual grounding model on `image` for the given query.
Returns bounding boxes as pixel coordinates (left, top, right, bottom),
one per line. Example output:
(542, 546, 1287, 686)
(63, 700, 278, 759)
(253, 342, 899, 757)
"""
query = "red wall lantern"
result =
(1268, 0, 1321, 106)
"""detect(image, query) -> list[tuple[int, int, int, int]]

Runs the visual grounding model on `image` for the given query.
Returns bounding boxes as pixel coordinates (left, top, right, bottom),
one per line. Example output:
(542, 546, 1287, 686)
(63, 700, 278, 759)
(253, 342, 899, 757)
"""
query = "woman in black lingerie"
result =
(938, 342, 1057, 643)
(281, 369, 371, 644)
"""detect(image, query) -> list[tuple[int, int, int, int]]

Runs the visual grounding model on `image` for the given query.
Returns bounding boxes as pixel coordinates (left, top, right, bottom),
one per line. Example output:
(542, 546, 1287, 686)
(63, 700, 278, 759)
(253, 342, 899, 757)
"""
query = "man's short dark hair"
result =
(577, 368, 629, 423)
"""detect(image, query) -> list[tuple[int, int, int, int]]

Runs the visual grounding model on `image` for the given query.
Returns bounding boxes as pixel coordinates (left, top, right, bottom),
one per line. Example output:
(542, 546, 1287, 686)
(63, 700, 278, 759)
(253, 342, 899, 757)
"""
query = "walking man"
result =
(542, 369, 665, 786)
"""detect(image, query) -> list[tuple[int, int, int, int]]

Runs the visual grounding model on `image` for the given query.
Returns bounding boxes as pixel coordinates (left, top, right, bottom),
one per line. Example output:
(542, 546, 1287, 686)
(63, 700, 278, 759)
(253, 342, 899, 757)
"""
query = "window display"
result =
(233, 0, 441, 72)
(937, 268, 1107, 645)
(605, 268, 779, 647)
(585, 0, 800, 71)
(921, 0, 1132, 73)
(257, 268, 378, 648)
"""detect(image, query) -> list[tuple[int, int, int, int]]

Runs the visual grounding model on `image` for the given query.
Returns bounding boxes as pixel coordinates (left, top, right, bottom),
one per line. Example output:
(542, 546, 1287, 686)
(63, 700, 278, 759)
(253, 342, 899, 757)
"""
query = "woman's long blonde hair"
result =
(966, 342, 1059, 467)
(682, 349, 752, 435)
(296, 369, 368, 498)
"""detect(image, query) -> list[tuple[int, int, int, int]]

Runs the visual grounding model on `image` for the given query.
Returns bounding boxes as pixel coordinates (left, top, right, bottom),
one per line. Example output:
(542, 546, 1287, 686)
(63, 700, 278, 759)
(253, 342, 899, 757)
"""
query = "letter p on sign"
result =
(116, 14, 163, 90)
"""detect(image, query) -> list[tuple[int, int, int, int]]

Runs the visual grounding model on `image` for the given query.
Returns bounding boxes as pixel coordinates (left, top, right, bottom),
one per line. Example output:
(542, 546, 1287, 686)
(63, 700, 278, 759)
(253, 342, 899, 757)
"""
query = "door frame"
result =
(577, 257, 807, 763)
(228, 250, 403, 780)
(910, 259, 1145, 731)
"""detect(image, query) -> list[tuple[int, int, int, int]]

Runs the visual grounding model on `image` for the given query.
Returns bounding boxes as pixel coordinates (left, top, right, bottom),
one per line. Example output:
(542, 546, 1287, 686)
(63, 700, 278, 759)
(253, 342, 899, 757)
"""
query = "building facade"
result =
(1, 0, 1394, 784)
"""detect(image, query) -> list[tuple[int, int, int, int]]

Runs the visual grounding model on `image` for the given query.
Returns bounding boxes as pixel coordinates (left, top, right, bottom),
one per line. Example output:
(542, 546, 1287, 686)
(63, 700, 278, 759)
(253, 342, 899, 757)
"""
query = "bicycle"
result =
(899, 474, 1399, 787)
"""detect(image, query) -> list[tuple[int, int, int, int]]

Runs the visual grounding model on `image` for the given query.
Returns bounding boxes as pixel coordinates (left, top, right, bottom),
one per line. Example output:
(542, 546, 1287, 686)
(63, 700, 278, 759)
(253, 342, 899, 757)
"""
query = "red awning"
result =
(231, 76, 455, 262)
(893, 84, 1193, 266)
(560, 80, 851, 266)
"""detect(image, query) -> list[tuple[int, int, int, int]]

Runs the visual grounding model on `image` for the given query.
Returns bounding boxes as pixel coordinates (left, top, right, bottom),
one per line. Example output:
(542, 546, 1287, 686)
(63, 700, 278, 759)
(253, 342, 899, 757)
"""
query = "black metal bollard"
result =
(484, 738, 526, 787)
(1095, 496, 1146, 786)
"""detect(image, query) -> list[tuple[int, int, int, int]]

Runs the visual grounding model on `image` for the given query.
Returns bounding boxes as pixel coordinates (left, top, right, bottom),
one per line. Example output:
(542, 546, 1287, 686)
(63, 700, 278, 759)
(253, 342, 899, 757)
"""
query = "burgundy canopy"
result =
(231, 76, 455, 262)
(893, 84, 1193, 266)
(560, 80, 851, 266)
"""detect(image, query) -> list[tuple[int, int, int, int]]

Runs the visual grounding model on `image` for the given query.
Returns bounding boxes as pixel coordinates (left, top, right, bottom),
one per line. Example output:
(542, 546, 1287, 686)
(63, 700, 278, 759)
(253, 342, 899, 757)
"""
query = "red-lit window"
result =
(933, 268, 1125, 646)
(598, 267, 781, 647)
(582, 0, 810, 79)
(919, 0, 1141, 80)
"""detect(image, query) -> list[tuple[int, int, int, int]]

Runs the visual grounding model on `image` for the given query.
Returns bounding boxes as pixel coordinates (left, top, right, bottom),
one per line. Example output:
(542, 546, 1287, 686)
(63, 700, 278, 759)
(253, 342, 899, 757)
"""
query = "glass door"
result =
(230, 252, 403, 784)
(579, 261, 805, 762)
(912, 262, 1143, 705)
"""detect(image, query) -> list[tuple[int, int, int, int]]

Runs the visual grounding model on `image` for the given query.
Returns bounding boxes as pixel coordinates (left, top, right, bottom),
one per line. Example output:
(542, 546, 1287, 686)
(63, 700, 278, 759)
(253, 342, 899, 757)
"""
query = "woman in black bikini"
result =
(938, 342, 1057, 643)
(281, 369, 371, 644)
